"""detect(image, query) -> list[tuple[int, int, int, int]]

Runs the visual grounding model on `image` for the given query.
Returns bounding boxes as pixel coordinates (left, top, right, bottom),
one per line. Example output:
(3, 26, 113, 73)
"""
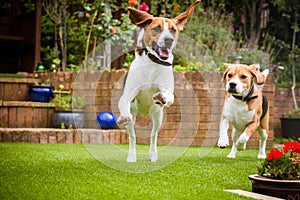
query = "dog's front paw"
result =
(148, 152, 158, 162)
(217, 137, 229, 149)
(257, 153, 266, 159)
(257, 149, 266, 159)
(126, 152, 137, 162)
(153, 92, 166, 106)
(117, 115, 132, 126)
(236, 133, 249, 150)
(227, 152, 236, 158)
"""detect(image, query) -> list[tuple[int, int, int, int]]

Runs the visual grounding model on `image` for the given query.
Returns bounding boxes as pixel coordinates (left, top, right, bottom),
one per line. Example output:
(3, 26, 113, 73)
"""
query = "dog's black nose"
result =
(164, 37, 174, 47)
(229, 82, 236, 89)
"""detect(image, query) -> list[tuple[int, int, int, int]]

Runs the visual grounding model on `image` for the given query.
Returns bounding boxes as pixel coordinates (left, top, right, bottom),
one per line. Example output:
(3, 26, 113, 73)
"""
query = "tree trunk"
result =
(291, 28, 298, 110)
(245, 0, 264, 48)
(59, 23, 66, 71)
(62, 0, 67, 71)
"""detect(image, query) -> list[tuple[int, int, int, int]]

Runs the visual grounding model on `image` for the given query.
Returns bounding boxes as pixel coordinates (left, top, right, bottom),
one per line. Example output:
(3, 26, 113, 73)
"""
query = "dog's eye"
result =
(228, 74, 232, 78)
(241, 75, 247, 79)
(152, 27, 162, 33)
(170, 28, 177, 35)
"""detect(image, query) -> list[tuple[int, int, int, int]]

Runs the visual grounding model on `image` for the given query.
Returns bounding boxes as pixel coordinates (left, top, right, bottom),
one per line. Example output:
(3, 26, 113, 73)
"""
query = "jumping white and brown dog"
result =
(217, 63, 269, 159)
(117, 1, 201, 162)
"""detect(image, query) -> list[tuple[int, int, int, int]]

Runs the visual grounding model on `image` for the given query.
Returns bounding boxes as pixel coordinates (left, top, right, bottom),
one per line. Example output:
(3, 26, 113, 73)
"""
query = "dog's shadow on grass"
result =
(85, 144, 192, 173)
(84, 144, 260, 173)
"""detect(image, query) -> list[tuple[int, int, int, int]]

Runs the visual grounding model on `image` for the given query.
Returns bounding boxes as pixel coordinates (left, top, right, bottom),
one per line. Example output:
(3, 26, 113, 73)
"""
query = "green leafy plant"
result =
(258, 141, 300, 180)
(51, 94, 87, 111)
(283, 108, 300, 118)
(50, 86, 87, 111)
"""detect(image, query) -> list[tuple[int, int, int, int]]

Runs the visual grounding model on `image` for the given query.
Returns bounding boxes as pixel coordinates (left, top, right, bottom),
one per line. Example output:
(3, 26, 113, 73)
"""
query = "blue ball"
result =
(96, 111, 117, 129)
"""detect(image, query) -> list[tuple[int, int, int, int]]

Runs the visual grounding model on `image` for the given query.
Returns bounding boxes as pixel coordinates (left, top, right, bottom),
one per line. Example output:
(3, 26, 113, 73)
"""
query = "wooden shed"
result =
(0, 0, 41, 73)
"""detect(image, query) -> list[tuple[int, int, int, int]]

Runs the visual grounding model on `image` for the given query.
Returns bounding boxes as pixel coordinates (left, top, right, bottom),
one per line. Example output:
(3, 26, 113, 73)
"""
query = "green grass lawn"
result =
(0, 143, 263, 200)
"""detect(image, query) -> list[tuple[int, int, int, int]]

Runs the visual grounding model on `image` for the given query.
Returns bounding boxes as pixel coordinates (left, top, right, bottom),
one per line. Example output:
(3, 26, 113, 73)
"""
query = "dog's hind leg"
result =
(148, 106, 163, 162)
(227, 128, 240, 158)
(126, 113, 137, 162)
(257, 127, 267, 159)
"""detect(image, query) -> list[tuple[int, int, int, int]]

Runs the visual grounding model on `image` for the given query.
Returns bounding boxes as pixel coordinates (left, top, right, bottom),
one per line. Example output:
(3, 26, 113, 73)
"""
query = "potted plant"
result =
(28, 83, 53, 102)
(281, 109, 300, 138)
(28, 66, 54, 102)
(248, 141, 300, 199)
(50, 85, 87, 129)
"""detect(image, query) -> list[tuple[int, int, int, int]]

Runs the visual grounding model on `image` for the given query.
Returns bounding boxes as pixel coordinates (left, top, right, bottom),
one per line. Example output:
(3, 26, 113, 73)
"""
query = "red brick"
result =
(57, 71, 65, 83)
(65, 131, 74, 144)
(21, 131, 30, 142)
(57, 131, 66, 143)
(48, 131, 57, 143)
(109, 131, 116, 144)
(89, 132, 101, 144)
(39, 131, 48, 144)
(30, 131, 40, 143)
(100, 71, 111, 81)
(25, 107, 34, 128)
(0, 107, 8, 127)
(8, 107, 17, 128)
(121, 131, 128, 143)
(111, 70, 125, 82)
(80, 131, 89, 144)
(103, 132, 110, 144)
(12, 131, 21, 142)
(74, 130, 82, 144)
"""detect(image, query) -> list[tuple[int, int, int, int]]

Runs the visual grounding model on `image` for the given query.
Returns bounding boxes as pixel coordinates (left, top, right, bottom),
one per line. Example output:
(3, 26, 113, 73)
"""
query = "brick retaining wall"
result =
(0, 77, 38, 101)
(3, 70, 298, 147)
(0, 101, 54, 128)
(0, 128, 128, 144)
(49, 70, 275, 147)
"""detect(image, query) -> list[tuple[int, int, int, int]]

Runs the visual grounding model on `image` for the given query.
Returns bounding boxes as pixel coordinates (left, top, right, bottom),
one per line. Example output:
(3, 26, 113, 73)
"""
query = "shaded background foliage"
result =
(37, 0, 299, 84)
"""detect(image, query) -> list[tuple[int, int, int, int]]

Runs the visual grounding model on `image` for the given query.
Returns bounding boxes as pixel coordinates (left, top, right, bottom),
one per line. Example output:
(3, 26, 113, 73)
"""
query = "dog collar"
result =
(146, 52, 172, 66)
(137, 39, 172, 66)
(232, 86, 258, 101)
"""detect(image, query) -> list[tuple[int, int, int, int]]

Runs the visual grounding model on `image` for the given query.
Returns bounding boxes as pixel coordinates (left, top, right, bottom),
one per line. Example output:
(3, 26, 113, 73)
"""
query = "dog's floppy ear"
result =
(222, 63, 233, 82)
(128, 7, 153, 27)
(175, 0, 201, 31)
(249, 64, 265, 85)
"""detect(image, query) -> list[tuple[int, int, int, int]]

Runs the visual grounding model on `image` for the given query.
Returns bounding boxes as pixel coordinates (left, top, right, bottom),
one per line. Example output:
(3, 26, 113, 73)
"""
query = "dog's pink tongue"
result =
(158, 48, 169, 58)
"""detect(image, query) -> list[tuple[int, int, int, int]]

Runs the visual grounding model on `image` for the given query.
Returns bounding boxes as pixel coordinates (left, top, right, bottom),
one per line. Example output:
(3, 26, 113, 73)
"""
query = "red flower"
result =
(268, 148, 283, 161)
(110, 27, 116, 34)
(173, 7, 179, 12)
(128, 0, 138, 6)
(283, 141, 300, 153)
(140, 2, 149, 12)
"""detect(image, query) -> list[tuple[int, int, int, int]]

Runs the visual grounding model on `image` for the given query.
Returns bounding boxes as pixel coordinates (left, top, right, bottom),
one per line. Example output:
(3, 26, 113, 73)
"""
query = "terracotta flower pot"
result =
(248, 174, 300, 199)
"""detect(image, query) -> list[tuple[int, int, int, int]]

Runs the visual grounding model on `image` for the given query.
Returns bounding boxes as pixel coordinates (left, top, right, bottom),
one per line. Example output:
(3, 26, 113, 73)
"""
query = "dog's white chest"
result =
(125, 55, 174, 114)
(223, 97, 255, 132)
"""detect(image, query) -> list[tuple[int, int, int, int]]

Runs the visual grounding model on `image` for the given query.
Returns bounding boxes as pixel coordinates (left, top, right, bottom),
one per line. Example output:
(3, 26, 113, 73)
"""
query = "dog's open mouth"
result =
(152, 42, 170, 60)
(157, 47, 170, 60)
(227, 88, 238, 94)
